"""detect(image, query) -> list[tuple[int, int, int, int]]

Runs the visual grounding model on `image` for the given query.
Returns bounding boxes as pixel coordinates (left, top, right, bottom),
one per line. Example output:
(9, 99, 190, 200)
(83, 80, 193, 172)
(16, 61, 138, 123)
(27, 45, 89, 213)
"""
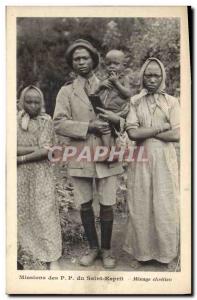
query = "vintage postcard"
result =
(6, 6, 191, 294)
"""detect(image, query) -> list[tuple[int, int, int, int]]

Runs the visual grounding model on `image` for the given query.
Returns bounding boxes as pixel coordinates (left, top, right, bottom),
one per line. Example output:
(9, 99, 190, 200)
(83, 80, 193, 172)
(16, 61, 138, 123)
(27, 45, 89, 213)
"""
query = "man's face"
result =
(23, 89, 42, 117)
(143, 61, 162, 93)
(72, 48, 94, 76)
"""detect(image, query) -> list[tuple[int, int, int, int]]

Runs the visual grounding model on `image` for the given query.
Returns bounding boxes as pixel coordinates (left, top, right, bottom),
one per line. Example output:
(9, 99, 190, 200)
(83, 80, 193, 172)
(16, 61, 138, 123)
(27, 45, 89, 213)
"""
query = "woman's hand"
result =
(162, 123, 171, 131)
(17, 155, 26, 165)
(155, 123, 171, 134)
(96, 108, 121, 125)
(17, 145, 38, 156)
(155, 127, 180, 142)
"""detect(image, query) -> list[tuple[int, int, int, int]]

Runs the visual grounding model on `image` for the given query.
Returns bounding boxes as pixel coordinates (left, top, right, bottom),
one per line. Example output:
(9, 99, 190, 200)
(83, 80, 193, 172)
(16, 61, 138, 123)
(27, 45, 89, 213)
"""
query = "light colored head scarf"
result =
(131, 58, 170, 121)
(131, 58, 166, 104)
(139, 57, 166, 93)
(18, 85, 49, 131)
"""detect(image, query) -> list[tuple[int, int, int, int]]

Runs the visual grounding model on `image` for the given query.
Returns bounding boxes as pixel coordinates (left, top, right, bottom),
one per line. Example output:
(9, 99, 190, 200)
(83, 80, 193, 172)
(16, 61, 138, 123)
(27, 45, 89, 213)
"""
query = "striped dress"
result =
(123, 92, 180, 263)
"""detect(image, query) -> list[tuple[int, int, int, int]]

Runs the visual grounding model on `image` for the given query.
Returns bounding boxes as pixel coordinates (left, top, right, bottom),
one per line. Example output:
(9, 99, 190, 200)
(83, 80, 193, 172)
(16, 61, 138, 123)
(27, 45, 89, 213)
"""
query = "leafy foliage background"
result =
(17, 17, 180, 116)
(17, 18, 180, 263)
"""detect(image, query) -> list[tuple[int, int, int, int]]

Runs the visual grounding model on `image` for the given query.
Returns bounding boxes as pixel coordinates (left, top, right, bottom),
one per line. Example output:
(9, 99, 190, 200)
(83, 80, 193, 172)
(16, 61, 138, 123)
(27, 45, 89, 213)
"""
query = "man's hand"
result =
(88, 119, 111, 135)
(96, 108, 121, 125)
(99, 79, 113, 90)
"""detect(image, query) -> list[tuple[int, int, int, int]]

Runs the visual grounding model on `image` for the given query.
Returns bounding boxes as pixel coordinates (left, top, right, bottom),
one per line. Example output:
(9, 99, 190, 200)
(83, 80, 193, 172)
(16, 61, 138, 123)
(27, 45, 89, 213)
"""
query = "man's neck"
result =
(78, 71, 94, 80)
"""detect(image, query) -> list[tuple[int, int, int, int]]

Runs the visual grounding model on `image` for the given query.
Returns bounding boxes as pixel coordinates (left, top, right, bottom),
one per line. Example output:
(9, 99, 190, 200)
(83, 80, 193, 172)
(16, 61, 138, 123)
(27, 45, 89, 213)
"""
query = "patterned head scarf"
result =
(18, 85, 48, 131)
(139, 57, 166, 93)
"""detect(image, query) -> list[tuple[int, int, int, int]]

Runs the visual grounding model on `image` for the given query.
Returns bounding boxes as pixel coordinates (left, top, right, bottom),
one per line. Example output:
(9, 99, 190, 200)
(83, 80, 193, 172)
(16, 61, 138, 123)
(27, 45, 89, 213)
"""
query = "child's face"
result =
(23, 89, 42, 117)
(105, 52, 125, 75)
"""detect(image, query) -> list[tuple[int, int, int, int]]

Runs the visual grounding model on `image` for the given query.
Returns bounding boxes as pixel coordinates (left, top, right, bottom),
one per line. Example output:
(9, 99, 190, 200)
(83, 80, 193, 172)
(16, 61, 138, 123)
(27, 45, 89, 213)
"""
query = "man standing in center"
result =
(53, 39, 123, 269)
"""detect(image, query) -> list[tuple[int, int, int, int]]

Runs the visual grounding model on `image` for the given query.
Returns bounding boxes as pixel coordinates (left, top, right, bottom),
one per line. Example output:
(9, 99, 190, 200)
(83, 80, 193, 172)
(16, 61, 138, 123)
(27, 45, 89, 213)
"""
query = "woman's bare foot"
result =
(167, 259, 180, 272)
(130, 259, 141, 270)
(49, 260, 61, 270)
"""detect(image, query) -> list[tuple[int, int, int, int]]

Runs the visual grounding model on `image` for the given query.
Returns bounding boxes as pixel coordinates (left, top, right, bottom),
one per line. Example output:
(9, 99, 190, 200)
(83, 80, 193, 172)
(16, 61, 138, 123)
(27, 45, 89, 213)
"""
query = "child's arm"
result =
(109, 73, 131, 99)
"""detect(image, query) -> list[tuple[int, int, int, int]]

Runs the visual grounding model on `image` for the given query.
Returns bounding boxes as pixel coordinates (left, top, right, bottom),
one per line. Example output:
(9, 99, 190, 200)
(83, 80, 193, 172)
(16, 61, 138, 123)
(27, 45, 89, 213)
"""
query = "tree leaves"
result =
(17, 17, 180, 115)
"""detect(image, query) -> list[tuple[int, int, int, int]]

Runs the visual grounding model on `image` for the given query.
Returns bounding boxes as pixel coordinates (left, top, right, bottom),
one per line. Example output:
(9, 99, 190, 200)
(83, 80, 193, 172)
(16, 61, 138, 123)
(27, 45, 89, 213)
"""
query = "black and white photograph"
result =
(6, 6, 191, 295)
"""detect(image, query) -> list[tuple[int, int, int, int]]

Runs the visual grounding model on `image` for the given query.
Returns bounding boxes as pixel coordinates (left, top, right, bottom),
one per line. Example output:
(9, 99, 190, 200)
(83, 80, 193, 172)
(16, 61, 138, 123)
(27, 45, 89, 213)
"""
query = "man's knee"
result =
(100, 204, 114, 221)
(81, 199, 93, 211)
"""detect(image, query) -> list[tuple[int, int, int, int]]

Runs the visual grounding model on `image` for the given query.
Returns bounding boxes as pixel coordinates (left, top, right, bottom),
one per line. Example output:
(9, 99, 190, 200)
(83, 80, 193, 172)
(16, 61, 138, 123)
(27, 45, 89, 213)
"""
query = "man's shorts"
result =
(71, 175, 117, 207)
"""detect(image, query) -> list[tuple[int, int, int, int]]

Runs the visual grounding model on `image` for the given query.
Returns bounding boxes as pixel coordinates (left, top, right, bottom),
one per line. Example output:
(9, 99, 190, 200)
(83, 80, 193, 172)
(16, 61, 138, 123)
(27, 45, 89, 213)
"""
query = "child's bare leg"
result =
(99, 133, 111, 161)
(101, 133, 112, 148)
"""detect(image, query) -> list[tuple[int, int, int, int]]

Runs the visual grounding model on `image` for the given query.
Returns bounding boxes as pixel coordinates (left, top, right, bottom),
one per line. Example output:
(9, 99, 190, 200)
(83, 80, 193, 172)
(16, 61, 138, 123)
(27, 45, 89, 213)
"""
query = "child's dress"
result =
(17, 114, 62, 264)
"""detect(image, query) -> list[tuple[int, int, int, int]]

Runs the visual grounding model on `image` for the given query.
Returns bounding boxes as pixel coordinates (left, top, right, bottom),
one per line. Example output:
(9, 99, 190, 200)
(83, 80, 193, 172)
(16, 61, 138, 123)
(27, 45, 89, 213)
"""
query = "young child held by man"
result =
(95, 49, 132, 152)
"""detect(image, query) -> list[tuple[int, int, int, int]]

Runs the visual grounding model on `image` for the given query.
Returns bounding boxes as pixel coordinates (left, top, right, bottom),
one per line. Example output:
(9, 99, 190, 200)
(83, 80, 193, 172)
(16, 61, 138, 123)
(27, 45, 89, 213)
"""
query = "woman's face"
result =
(143, 61, 162, 93)
(23, 89, 42, 117)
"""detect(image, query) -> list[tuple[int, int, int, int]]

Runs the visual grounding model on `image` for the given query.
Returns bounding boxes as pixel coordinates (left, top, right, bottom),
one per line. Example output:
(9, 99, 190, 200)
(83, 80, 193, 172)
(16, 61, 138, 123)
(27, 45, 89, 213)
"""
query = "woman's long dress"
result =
(123, 93, 180, 263)
(17, 116, 62, 263)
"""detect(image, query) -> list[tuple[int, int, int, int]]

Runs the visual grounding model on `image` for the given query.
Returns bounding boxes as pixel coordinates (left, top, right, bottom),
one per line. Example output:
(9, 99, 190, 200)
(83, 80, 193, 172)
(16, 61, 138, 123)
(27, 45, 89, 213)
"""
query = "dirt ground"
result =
(56, 208, 180, 273)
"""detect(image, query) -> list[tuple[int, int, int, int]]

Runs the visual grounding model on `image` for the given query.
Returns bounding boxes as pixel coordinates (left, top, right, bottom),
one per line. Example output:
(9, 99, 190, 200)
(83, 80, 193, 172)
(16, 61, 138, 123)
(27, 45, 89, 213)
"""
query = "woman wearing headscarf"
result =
(17, 85, 62, 270)
(123, 58, 180, 266)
